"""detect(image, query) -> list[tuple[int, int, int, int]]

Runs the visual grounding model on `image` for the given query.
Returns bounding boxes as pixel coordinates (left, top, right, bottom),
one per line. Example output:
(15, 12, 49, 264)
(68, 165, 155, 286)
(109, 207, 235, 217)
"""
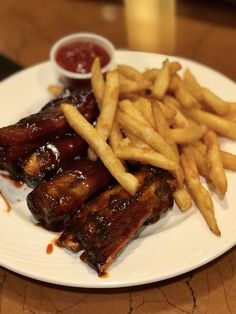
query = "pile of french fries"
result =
(60, 57, 236, 236)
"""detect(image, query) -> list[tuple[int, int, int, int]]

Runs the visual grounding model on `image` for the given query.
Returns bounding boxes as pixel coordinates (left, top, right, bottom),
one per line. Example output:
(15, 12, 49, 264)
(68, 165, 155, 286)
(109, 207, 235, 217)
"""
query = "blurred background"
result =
(0, 0, 236, 79)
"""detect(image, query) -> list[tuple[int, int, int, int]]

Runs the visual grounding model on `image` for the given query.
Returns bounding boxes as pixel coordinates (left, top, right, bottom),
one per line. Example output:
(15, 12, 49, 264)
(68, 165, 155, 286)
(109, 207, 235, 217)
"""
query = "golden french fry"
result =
(229, 102, 236, 113)
(109, 120, 124, 152)
(169, 125, 207, 144)
(121, 125, 148, 148)
(115, 146, 177, 171)
(182, 108, 236, 140)
(152, 59, 171, 100)
(88, 70, 120, 160)
(119, 99, 150, 126)
(142, 68, 160, 81)
(168, 74, 181, 92)
(163, 95, 181, 109)
(61, 104, 138, 195)
(181, 153, 221, 236)
(142, 62, 180, 82)
(134, 97, 156, 128)
(117, 110, 177, 162)
(119, 74, 152, 94)
(202, 87, 230, 116)
(173, 187, 192, 212)
(170, 61, 182, 75)
(117, 64, 142, 81)
(175, 85, 201, 109)
(204, 130, 228, 196)
(192, 142, 236, 171)
(182, 66, 203, 103)
(191, 141, 207, 155)
(96, 70, 120, 139)
(152, 103, 184, 186)
(47, 84, 63, 97)
(222, 110, 236, 123)
(220, 151, 236, 171)
(91, 57, 105, 109)
(158, 101, 176, 121)
(190, 145, 209, 178)
(183, 68, 202, 90)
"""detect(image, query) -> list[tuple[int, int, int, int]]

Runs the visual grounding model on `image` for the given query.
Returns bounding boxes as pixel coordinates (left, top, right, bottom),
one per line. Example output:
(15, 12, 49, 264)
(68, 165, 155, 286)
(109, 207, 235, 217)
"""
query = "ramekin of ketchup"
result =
(50, 33, 115, 82)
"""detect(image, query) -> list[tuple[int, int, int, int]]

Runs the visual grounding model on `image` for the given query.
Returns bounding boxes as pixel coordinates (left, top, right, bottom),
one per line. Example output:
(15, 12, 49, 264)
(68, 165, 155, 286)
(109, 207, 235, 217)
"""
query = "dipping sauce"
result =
(55, 41, 110, 74)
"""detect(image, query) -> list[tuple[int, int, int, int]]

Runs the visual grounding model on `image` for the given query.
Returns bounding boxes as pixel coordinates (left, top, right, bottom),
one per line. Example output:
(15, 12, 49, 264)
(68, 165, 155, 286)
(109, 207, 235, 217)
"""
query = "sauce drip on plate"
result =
(56, 40, 110, 74)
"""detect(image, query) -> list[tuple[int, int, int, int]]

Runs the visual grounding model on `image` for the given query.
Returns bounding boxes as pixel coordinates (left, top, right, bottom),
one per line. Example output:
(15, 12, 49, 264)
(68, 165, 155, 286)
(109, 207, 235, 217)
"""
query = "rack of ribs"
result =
(26, 158, 112, 232)
(0, 86, 98, 181)
(20, 131, 88, 187)
(57, 167, 176, 275)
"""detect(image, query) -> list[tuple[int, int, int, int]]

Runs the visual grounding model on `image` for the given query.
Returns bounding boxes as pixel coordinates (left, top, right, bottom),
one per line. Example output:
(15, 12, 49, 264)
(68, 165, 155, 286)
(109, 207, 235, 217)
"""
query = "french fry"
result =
(96, 70, 120, 138)
(169, 124, 207, 144)
(109, 120, 124, 152)
(47, 84, 63, 97)
(119, 99, 150, 126)
(134, 97, 156, 128)
(158, 101, 176, 121)
(204, 130, 228, 196)
(183, 68, 201, 89)
(115, 146, 178, 171)
(190, 145, 209, 178)
(168, 74, 181, 92)
(191, 140, 207, 154)
(152, 103, 184, 186)
(117, 64, 142, 81)
(91, 57, 105, 109)
(193, 142, 236, 171)
(119, 74, 152, 94)
(88, 70, 120, 160)
(61, 104, 138, 195)
(181, 152, 221, 236)
(202, 87, 230, 116)
(122, 128, 149, 149)
(117, 110, 177, 163)
(142, 68, 160, 81)
(170, 61, 182, 75)
(175, 85, 201, 109)
(222, 110, 236, 123)
(173, 187, 192, 212)
(220, 151, 236, 171)
(152, 59, 171, 100)
(182, 108, 236, 140)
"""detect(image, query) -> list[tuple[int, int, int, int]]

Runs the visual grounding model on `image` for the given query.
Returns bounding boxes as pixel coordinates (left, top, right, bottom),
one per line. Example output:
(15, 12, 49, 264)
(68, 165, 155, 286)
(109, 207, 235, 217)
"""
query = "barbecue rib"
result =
(27, 158, 112, 231)
(0, 87, 97, 146)
(58, 167, 176, 275)
(0, 87, 98, 180)
(21, 131, 88, 187)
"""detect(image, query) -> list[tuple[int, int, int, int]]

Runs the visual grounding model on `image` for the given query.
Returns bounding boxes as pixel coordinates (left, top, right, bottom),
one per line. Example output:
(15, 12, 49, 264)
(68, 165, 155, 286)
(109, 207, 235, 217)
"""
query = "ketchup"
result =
(56, 40, 110, 74)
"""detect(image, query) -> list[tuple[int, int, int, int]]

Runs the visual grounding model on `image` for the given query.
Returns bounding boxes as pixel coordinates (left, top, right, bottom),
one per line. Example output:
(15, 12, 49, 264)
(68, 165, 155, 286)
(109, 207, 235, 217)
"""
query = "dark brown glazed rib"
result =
(0, 87, 98, 146)
(0, 86, 98, 180)
(58, 167, 176, 275)
(26, 158, 112, 232)
(20, 131, 88, 188)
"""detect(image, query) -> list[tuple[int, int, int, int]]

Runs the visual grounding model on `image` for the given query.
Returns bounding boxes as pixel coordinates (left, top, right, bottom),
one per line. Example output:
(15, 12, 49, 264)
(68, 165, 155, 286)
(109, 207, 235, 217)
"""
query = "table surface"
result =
(0, 0, 236, 313)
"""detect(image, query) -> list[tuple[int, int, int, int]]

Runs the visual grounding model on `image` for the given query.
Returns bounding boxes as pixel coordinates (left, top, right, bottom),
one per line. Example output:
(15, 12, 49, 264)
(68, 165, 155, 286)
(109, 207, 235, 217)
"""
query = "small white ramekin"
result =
(50, 32, 115, 81)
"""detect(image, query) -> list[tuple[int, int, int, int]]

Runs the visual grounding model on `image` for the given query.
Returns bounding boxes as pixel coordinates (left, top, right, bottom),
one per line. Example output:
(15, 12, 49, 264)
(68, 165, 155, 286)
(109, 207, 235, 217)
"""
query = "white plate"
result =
(0, 51, 236, 288)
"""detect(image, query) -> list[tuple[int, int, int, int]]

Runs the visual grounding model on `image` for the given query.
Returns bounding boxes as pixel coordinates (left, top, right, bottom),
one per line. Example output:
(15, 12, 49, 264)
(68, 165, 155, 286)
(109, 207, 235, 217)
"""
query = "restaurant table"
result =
(0, 0, 236, 313)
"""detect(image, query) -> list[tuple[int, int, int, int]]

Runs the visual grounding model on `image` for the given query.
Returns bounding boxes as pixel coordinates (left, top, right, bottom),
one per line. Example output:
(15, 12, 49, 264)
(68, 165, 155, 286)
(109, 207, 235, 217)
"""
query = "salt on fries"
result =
(61, 58, 236, 236)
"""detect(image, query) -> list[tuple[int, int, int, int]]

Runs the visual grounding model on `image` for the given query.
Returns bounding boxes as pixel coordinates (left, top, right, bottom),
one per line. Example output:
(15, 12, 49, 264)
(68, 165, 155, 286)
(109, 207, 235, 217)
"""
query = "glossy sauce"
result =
(56, 41, 110, 74)
(46, 243, 54, 254)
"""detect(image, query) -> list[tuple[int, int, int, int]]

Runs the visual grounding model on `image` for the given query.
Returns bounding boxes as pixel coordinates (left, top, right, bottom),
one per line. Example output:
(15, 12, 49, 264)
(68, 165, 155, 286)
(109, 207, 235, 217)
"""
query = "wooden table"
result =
(0, 1, 236, 313)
